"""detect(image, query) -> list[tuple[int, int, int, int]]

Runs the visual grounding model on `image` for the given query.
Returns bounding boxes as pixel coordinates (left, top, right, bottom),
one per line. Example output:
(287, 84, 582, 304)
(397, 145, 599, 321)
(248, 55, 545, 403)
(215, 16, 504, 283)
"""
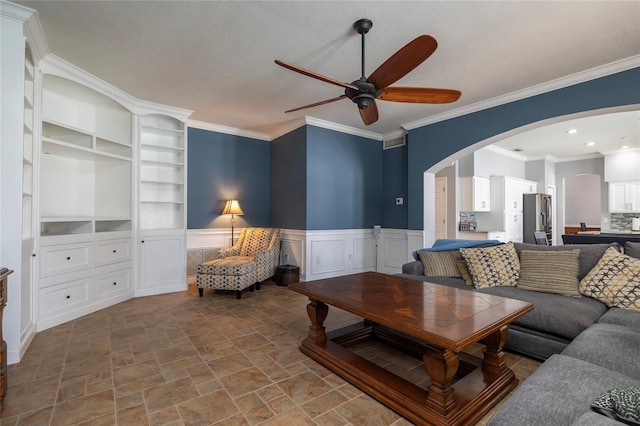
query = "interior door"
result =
(435, 177, 447, 239)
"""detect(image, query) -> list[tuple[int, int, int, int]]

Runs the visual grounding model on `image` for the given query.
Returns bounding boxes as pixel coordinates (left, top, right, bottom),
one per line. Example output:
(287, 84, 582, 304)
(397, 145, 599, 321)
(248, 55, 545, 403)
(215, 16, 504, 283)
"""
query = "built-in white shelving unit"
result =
(137, 114, 187, 297)
(139, 114, 185, 230)
(22, 48, 35, 241)
(40, 75, 132, 237)
(37, 74, 134, 330)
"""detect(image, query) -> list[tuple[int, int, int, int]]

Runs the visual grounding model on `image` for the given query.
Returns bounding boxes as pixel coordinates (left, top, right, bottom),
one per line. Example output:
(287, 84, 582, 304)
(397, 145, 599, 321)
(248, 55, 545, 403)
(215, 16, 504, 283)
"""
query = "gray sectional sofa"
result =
(400, 241, 640, 425)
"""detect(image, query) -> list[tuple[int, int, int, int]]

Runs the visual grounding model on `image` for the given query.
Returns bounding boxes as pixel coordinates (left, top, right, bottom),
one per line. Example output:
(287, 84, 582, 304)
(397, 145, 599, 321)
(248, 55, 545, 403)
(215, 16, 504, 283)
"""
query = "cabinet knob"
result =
(32, 253, 36, 257)
(66, 256, 71, 260)
(141, 240, 145, 243)
(113, 282, 117, 286)
(113, 249, 117, 253)
(66, 295, 70, 299)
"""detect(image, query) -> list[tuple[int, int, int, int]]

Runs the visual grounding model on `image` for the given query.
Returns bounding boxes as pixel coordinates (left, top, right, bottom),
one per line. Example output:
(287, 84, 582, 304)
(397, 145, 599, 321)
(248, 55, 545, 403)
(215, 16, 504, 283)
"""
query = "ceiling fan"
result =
(275, 18, 461, 126)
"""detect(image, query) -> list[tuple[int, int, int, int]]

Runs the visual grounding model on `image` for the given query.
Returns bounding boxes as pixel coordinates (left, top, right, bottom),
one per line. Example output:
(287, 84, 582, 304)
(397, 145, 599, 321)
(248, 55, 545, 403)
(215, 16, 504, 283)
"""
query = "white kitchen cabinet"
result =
(609, 181, 640, 212)
(504, 212, 524, 243)
(461, 176, 491, 212)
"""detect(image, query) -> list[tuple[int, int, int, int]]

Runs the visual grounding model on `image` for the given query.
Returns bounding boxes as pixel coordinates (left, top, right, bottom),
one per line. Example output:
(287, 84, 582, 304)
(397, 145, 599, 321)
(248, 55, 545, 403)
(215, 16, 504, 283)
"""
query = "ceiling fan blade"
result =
(367, 35, 438, 89)
(275, 60, 359, 91)
(284, 95, 347, 113)
(378, 87, 461, 104)
(359, 101, 379, 125)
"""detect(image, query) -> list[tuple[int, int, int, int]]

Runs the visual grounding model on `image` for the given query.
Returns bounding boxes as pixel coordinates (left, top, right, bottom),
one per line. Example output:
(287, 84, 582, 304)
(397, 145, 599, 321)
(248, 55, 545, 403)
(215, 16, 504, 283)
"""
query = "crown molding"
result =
(39, 54, 192, 120)
(268, 117, 307, 141)
(403, 55, 640, 131)
(305, 117, 382, 141)
(188, 120, 270, 141)
(482, 144, 528, 161)
(1, 1, 50, 63)
(382, 129, 406, 141)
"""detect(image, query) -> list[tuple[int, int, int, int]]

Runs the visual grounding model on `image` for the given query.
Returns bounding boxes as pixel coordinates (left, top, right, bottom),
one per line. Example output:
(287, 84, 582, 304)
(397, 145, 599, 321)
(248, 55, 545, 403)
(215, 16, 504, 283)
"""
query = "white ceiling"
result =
(15, 0, 640, 158)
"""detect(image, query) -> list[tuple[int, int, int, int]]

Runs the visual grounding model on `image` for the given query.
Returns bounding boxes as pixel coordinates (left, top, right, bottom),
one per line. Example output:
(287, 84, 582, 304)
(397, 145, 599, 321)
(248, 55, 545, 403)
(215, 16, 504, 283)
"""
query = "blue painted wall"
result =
(406, 68, 640, 230)
(187, 128, 270, 229)
(382, 144, 408, 229)
(270, 126, 307, 229)
(306, 126, 383, 230)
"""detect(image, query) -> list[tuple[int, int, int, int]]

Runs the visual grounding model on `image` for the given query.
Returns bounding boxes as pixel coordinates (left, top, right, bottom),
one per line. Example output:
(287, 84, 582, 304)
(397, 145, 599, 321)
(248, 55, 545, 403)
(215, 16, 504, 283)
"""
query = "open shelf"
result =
(41, 220, 93, 237)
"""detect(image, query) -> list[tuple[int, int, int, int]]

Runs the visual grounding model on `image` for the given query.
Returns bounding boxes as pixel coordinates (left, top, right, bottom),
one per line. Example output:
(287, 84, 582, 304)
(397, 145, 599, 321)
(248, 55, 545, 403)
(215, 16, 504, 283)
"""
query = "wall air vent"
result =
(383, 136, 406, 150)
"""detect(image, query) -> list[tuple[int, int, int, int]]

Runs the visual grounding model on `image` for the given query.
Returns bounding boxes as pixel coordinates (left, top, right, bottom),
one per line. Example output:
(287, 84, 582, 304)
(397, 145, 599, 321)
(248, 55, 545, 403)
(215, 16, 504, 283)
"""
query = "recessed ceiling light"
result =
(567, 129, 578, 134)
(585, 141, 595, 146)
(621, 145, 630, 149)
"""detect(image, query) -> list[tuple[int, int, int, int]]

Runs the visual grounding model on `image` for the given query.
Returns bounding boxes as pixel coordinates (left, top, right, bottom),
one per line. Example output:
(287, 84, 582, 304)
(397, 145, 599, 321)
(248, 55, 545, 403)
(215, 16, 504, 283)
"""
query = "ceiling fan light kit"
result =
(275, 18, 461, 125)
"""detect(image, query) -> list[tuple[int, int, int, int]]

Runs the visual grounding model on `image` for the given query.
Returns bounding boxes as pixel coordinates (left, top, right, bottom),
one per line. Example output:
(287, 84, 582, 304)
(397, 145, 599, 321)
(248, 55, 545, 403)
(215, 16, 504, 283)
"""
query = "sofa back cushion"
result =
(625, 241, 640, 259)
(513, 242, 620, 280)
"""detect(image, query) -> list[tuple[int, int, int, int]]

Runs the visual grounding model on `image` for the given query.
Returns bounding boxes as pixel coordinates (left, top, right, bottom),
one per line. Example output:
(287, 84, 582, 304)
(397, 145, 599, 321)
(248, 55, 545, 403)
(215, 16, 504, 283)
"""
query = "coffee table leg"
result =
(481, 325, 509, 377)
(423, 347, 459, 416)
(306, 300, 329, 345)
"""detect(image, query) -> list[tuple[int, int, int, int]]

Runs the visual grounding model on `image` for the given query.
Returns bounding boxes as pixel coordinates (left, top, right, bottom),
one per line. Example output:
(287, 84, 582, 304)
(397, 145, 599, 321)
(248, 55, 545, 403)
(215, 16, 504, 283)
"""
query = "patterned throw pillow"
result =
(457, 260, 474, 285)
(416, 250, 462, 277)
(592, 385, 640, 425)
(579, 247, 640, 311)
(460, 242, 520, 289)
(517, 249, 580, 296)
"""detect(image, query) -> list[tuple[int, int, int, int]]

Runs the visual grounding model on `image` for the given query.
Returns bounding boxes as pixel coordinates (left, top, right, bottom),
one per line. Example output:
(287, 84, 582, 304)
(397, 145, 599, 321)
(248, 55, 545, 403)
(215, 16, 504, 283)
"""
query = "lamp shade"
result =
(221, 199, 244, 216)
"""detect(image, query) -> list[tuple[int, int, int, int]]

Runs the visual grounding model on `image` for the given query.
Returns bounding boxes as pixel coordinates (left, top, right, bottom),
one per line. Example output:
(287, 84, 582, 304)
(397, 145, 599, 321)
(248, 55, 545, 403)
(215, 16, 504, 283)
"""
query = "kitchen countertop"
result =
(563, 232, 640, 245)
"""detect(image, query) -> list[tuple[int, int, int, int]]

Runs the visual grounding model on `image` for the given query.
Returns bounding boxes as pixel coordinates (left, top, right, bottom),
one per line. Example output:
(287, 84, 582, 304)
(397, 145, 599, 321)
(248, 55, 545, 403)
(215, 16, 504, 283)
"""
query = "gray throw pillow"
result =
(517, 249, 580, 297)
(592, 385, 640, 425)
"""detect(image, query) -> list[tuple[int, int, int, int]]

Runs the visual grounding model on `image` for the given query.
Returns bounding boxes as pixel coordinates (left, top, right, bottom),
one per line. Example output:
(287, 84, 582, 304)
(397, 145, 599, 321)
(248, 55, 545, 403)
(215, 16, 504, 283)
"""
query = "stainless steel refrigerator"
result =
(523, 193, 552, 244)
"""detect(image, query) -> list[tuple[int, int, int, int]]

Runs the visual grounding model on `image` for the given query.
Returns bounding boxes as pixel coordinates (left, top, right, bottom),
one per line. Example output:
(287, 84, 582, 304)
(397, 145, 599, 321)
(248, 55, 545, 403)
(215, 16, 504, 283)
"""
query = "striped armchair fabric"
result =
(216, 227, 282, 282)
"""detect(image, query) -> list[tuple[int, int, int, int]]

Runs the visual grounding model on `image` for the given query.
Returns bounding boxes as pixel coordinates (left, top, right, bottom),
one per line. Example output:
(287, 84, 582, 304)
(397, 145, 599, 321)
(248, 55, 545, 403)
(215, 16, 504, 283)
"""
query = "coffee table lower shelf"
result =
(301, 322, 518, 426)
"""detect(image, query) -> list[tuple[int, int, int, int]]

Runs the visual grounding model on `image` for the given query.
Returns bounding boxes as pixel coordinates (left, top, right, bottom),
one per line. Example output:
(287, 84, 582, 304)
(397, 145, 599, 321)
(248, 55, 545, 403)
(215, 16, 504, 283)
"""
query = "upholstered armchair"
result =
(216, 227, 282, 282)
(197, 227, 281, 298)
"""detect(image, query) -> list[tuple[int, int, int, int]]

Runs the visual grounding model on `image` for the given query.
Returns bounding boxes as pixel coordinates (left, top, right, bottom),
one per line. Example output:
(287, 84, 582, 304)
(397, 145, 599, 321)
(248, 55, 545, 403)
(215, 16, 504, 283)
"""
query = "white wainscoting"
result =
(187, 228, 423, 282)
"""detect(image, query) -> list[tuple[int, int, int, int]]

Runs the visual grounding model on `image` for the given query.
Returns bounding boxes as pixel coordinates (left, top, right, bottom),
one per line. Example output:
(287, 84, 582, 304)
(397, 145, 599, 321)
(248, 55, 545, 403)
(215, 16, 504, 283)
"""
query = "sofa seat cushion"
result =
(488, 354, 640, 426)
(561, 323, 640, 379)
(599, 307, 640, 329)
(571, 411, 626, 425)
(477, 286, 607, 341)
(503, 326, 571, 360)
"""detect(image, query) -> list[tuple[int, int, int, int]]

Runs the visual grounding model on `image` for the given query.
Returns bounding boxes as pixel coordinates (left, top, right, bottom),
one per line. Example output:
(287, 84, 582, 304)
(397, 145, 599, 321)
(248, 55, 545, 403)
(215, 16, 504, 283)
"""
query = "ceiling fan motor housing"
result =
(346, 80, 378, 109)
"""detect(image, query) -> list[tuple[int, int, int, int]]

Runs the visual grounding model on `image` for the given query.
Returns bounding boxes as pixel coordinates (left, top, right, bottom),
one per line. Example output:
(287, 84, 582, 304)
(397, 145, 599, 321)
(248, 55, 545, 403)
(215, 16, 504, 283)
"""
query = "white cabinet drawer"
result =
(40, 242, 92, 277)
(96, 267, 131, 298)
(95, 238, 131, 266)
(39, 278, 90, 319)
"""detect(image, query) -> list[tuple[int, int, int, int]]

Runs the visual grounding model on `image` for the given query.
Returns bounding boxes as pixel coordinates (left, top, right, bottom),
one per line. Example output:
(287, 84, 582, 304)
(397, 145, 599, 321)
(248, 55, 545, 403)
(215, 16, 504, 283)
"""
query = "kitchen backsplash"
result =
(610, 212, 640, 231)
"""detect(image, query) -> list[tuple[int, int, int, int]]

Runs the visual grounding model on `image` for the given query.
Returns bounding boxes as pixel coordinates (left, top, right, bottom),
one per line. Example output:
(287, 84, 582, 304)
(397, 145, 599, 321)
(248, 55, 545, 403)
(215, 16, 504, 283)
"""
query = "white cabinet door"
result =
(522, 180, 538, 194)
(504, 212, 523, 243)
(461, 176, 491, 212)
(504, 178, 522, 211)
(138, 233, 186, 297)
(474, 177, 491, 211)
(629, 182, 640, 211)
(609, 182, 640, 212)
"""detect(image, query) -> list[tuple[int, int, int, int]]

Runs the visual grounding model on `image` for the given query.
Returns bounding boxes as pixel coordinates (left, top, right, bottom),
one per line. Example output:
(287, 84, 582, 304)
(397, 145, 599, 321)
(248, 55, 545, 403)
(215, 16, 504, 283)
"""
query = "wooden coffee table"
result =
(289, 272, 533, 426)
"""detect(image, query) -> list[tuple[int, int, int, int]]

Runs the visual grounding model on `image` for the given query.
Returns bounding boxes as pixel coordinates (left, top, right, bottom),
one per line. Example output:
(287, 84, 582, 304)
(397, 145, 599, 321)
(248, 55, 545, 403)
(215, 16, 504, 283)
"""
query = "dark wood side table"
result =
(275, 265, 300, 286)
(1, 267, 13, 403)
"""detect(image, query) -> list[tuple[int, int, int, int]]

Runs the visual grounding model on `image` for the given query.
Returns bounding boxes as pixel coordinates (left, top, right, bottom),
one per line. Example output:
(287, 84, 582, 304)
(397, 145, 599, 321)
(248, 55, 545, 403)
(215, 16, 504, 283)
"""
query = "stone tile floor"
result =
(1, 280, 540, 425)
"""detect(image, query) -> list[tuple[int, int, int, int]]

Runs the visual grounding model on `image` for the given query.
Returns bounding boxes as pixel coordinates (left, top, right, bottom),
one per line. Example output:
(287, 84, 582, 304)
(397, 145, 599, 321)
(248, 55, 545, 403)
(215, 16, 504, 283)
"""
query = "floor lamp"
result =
(221, 199, 244, 245)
